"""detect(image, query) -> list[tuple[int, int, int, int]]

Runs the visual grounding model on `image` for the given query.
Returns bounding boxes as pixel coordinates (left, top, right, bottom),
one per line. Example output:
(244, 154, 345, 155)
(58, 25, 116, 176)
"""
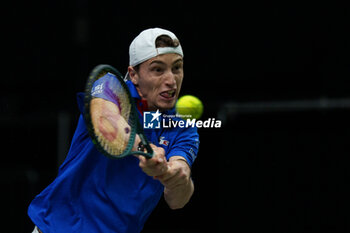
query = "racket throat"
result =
(138, 134, 153, 158)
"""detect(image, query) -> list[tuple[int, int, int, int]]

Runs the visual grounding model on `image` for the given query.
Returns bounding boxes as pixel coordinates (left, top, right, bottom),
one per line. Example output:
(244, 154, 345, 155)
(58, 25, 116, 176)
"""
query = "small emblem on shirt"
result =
(159, 136, 169, 146)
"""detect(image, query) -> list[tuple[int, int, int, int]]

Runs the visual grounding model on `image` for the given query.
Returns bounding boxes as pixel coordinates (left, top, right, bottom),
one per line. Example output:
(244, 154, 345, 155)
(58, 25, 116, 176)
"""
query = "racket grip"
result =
(138, 134, 154, 159)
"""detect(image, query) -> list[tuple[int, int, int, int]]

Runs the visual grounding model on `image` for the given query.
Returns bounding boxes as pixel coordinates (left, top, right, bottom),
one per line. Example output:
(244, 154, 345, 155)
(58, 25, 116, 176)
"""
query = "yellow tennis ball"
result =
(176, 95, 204, 120)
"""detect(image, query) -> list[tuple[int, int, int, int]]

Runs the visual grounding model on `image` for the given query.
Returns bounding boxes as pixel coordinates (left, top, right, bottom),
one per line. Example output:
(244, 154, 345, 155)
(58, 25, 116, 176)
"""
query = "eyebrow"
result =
(149, 58, 183, 66)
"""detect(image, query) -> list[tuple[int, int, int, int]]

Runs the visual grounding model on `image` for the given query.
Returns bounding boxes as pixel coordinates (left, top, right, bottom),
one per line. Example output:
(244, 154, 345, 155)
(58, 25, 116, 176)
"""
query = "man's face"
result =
(129, 53, 184, 111)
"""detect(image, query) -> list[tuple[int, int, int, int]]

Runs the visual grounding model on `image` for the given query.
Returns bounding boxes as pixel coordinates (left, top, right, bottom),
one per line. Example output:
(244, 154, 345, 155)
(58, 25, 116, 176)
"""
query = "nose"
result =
(164, 70, 177, 88)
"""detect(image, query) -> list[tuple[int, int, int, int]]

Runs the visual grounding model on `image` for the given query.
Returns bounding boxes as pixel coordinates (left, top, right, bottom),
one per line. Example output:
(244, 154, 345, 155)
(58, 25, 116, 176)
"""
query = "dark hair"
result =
(155, 35, 180, 48)
(133, 35, 180, 72)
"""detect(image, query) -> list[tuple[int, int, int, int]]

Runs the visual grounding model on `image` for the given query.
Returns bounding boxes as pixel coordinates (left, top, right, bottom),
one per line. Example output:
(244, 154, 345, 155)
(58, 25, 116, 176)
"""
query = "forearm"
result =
(164, 177, 194, 210)
(161, 156, 194, 209)
(139, 151, 195, 209)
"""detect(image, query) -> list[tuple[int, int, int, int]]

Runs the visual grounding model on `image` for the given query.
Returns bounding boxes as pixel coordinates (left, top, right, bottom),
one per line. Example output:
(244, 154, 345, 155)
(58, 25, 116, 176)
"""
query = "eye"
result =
(172, 63, 183, 73)
(155, 67, 163, 73)
(150, 65, 164, 74)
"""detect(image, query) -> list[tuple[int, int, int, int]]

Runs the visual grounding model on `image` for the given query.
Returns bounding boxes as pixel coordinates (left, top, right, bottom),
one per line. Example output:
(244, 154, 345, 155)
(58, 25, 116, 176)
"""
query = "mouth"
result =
(159, 90, 176, 99)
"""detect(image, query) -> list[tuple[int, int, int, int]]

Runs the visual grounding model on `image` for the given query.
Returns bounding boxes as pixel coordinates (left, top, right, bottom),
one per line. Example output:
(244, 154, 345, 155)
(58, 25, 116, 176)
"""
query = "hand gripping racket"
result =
(84, 64, 153, 159)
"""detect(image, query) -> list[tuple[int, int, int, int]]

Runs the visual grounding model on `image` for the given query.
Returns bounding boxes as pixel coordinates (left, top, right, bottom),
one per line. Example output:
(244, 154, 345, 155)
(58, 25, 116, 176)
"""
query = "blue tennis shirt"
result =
(28, 80, 199, 233)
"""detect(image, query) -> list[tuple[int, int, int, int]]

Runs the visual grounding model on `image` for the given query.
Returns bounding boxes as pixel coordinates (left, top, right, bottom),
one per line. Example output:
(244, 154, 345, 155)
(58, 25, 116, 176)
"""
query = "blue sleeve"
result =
(166, 126, 200, 167)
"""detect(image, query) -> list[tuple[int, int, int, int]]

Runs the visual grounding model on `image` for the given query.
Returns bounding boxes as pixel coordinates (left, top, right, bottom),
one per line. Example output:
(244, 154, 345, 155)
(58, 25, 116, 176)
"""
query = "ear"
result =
(128, 66, 139, 86)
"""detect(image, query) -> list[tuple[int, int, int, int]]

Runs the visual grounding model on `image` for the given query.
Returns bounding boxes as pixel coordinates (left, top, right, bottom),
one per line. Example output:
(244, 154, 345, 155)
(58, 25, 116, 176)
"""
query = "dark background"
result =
(2, 1, 350, 232)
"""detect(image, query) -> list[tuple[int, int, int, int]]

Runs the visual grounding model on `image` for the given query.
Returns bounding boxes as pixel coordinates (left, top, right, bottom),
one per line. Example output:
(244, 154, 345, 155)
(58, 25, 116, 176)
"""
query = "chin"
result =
(157, 102, 176, 111)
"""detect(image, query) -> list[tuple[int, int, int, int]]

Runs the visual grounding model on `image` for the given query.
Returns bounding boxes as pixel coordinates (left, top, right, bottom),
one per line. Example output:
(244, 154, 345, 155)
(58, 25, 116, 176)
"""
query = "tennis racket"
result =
(83, 64, 153, 159)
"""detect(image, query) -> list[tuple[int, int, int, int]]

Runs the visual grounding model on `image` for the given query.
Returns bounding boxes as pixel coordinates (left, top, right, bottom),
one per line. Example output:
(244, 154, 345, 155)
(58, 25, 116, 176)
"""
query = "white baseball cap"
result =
(128, 28, 184, 67)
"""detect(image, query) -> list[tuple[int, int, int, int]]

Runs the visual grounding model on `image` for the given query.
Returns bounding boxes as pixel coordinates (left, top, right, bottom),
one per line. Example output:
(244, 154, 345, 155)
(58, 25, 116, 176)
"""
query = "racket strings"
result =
(92, 72, 134, 157)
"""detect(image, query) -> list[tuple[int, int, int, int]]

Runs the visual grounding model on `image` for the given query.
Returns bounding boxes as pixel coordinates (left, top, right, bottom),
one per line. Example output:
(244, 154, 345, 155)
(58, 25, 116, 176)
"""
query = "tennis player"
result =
(28, 28, 199, 233)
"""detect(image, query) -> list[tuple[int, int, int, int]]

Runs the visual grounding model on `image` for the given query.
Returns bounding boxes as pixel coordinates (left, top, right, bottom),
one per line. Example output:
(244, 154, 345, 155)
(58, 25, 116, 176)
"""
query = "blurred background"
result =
(2, 1, 350, 232)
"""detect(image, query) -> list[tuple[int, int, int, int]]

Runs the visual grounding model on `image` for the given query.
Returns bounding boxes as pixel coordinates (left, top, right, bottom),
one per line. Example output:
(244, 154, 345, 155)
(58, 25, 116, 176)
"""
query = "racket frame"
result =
(84, 64, 153, 159)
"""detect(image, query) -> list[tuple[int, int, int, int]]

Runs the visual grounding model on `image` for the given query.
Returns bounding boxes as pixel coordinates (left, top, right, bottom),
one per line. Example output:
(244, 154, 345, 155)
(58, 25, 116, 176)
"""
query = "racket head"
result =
(84, 64, 153, 159)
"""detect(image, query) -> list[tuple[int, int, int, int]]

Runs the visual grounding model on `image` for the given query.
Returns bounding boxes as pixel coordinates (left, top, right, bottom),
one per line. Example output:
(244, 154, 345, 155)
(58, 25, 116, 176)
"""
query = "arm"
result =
(156, 156, 194, 210)
(138, 147, 194, 209)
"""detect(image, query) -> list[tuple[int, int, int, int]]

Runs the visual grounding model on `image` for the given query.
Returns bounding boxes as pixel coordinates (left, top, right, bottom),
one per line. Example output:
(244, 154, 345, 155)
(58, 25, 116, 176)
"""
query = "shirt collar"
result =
(125, 80, 141, 99)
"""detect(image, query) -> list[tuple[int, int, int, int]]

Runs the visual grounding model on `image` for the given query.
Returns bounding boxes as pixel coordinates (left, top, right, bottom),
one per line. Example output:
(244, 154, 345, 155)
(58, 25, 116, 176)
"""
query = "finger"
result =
(154, 170, 175, 187)
(149, 143, 158, 149)
(156, 175, 180, 189)
(138, 155, 147, 167)
(150, 144, 165, 158)
(148, 156, 164, 166)
(139, 156, 167, 174)
(149, 152, 166, 165)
